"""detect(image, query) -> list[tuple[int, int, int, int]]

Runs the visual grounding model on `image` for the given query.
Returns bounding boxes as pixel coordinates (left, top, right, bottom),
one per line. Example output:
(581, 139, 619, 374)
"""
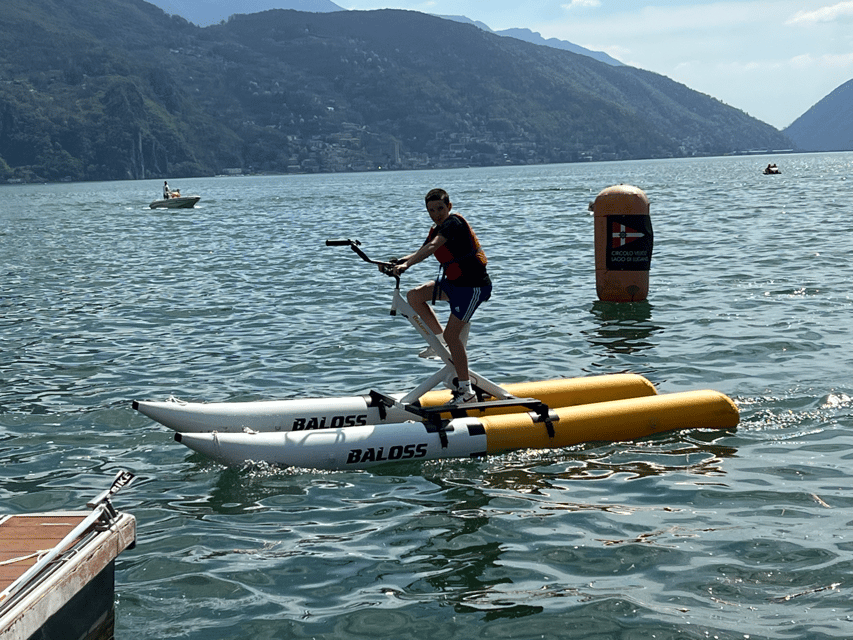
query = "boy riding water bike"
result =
(390, 189, 492, 405)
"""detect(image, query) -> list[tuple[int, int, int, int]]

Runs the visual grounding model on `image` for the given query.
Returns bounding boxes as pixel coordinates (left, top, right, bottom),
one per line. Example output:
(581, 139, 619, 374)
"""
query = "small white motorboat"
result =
(149, 195, 201, 209)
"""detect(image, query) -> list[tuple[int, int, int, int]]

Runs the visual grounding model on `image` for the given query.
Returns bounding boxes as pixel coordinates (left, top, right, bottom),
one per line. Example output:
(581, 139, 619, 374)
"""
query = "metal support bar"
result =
(0, 470, 135, 606)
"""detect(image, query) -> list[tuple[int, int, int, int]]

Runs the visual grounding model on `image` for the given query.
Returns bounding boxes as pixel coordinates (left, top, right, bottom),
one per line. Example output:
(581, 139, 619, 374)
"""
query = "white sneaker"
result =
(448, 390, 476, 405)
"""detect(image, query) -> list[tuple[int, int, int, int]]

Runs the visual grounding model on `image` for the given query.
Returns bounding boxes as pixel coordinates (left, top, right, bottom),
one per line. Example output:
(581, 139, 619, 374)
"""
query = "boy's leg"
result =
(443, 314, 470, 384)
(444, 283, 490, 396)
(407, 282, 446, 335)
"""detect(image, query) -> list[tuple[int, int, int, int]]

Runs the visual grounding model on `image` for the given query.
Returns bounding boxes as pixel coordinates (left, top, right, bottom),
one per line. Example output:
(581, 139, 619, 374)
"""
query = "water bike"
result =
(133, 239, 739, 469)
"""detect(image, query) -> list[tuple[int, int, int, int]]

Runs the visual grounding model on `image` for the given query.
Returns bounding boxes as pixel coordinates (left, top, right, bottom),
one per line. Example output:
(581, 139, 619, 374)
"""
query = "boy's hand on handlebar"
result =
(383, 257, 407, 277)
(378, 262, 406, 277)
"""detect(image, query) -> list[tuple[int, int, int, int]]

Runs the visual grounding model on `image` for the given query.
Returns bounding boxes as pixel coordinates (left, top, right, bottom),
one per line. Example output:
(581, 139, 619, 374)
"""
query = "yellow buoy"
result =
(593, 184, 653, 302)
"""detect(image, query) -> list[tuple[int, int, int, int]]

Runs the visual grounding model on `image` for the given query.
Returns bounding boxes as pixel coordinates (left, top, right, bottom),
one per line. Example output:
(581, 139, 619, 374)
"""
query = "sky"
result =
(337, 0, 853, 129)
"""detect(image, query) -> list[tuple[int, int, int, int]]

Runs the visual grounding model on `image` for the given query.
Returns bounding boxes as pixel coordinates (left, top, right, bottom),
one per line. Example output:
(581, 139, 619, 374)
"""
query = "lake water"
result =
(2, 153, 853, 639)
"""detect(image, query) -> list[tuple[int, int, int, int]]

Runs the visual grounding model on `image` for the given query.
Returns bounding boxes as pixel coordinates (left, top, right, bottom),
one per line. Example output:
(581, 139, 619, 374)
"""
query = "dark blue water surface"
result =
(2, 153, 853, 639)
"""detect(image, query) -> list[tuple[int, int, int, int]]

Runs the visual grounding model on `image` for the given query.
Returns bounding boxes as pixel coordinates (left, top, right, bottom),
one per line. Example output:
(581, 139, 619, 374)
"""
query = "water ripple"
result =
(3, 154, 853, 639)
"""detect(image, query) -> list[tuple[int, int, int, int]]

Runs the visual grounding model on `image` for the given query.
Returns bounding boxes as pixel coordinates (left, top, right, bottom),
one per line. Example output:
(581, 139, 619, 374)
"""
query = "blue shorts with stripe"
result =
(438, 278, 492, 323)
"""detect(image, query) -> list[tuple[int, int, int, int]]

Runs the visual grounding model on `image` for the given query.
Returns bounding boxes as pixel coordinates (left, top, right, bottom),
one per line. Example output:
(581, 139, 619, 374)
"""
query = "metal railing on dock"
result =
(0, 471, 136, 640)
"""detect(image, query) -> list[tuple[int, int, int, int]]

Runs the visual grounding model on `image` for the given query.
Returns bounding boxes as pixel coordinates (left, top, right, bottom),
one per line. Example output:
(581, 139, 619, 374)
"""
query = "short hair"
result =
(425, 188, 450, 207)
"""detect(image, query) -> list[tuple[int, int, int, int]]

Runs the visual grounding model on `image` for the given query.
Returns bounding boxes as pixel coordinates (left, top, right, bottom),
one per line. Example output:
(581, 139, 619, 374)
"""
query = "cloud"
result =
(561, 0, 601, 8)
(790, 51, 853, 68)
(787, 0, 853, 24)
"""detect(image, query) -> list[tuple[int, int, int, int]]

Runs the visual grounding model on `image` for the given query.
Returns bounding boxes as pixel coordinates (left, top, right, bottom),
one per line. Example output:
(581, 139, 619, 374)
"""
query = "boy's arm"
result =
(395, 234, 446, 274)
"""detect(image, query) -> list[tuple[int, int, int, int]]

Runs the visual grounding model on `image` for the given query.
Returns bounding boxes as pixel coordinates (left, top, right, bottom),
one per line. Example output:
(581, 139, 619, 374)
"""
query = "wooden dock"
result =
(0, 472, 136, 640)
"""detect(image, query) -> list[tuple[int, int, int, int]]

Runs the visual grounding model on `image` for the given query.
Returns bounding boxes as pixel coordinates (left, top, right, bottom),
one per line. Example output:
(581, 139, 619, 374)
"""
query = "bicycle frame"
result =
(326, 239, 514, 404)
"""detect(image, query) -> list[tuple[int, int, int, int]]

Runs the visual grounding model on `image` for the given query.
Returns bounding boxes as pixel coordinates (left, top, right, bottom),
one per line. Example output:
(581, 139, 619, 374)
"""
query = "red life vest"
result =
(427, 214, 487, 282)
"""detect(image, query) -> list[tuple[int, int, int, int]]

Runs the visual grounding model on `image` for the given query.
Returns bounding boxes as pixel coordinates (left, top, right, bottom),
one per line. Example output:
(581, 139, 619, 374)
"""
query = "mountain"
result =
(0, 0, 241, 181)
(437, 16, 622, 66)
(154, 0, 344, 26)
(0, 0, 792, 183)
(443, 21, 623, 67)
(150, 1, 623, 66)
(784, 79, 853, 152)
(497, 28, 622, 67)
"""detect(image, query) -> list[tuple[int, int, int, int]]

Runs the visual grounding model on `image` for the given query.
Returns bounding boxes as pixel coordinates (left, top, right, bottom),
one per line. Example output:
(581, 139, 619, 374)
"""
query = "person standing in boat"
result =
(390, 188, 492, 405)
(163, 181, 171, 199)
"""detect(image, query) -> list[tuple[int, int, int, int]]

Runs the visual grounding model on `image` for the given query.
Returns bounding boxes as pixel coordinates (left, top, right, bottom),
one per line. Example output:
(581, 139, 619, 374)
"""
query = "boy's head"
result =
(425, 188, 452, 223)
(425, 188, 450, 208)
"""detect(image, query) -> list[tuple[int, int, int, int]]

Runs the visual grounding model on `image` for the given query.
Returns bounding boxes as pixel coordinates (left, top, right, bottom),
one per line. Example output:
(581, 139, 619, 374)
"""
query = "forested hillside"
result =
(0, 0, 792, 182)
(784, 79, 853, 152)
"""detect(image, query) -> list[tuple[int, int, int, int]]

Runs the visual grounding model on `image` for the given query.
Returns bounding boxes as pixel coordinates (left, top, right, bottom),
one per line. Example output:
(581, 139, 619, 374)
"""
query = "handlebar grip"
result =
(325, 239, 355, 246)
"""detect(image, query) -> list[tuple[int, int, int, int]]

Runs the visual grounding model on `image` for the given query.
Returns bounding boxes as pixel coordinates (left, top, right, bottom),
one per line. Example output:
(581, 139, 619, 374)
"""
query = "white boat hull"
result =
(175, 418, 488, 470)
(149, 196, 201, 209)
(135, 393, 410, 434)
(172, 390, 740, 470)
(133, 374, 658, 434)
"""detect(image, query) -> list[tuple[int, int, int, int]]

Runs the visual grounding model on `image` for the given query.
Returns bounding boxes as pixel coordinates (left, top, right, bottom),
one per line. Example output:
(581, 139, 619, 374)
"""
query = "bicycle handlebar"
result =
(326, 238, 400, 282)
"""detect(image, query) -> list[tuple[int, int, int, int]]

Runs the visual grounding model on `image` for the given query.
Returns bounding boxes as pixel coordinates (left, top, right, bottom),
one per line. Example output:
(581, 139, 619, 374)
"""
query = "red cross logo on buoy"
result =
(611, 221, 645, 248)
